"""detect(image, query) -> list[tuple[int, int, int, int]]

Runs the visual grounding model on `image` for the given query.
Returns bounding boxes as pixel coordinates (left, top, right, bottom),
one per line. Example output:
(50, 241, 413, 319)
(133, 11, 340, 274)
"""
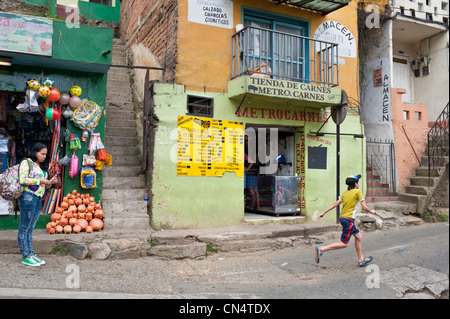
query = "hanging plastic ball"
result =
(60, 93, 70, 105)
(29, 80, 40, 91)
(38, 85, 51, 97)
(26, 78, 34, 88)
(43, 78, 55, 87)
(47, 88, 60, 102)
(70, 85, 82, 97)
(46, 108, 60, 121)
(69, 96, 82, 109)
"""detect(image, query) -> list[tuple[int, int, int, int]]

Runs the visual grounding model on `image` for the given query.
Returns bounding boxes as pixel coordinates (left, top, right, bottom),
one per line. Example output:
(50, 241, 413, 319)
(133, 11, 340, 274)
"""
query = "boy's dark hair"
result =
(347, 183, 356, 190)
(29, 142, 48, 162)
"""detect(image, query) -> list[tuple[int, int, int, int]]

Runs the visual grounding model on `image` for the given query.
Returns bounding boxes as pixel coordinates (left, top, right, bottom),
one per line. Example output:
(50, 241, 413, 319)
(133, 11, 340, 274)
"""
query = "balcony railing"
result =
(232, 26, 339, 87)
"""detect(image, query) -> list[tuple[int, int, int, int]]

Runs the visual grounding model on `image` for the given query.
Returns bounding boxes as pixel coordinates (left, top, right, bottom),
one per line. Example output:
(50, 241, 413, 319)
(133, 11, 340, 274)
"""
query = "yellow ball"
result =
(29, 80, 40, 91)
(70, 85, 82, 97)
(39, 85, 50, 97)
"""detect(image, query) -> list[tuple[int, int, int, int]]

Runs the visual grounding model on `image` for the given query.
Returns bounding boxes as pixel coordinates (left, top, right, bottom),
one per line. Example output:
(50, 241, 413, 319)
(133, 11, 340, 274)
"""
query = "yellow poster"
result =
(177, 115, 244, 177)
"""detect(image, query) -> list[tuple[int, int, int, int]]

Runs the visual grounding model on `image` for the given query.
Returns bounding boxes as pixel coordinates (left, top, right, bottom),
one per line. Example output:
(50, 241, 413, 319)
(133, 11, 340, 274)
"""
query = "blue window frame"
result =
(243, 9, 310, 81)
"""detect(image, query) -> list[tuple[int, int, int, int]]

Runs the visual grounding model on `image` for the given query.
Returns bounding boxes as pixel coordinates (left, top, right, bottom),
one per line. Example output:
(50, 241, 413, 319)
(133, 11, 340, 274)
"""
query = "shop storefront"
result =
(0, 12, 112, 231)
(149, 77, 366, 230)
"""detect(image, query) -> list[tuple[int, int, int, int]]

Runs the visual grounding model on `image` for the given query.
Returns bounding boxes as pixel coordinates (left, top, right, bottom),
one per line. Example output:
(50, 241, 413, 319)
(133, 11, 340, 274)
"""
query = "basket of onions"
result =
(46, 190, 104, 234)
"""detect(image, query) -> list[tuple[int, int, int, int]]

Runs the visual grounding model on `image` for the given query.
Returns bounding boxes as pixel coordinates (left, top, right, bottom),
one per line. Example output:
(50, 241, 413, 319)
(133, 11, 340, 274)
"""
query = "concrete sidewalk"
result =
(0, 219, 341, 260)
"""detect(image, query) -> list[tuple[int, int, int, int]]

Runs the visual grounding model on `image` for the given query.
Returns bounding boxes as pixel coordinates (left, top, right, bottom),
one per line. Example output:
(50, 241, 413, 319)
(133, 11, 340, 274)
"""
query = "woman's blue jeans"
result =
(18, 191, 43, 259)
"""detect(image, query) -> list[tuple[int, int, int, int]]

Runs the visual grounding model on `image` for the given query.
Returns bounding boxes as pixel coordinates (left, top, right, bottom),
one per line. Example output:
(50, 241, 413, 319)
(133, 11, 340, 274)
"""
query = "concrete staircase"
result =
(100, 38, 151, 257)
(397, 154, 449, 214)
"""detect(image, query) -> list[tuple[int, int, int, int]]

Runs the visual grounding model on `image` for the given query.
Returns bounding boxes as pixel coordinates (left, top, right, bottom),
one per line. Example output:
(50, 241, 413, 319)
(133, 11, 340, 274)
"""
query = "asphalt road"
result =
(0, 222, 448, 304)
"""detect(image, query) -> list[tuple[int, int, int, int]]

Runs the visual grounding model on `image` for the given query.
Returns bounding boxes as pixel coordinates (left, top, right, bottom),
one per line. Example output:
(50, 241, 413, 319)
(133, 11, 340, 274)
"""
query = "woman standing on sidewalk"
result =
(315, 174, 377, 267)
(18, 143, 58, 267)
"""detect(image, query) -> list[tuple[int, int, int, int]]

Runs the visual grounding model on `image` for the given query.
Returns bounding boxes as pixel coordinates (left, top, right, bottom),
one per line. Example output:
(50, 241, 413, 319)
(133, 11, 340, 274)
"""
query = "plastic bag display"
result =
(80, 167, 96, 188)
(88, 133, 104, 155)
(72, 101, 102, 131)
(82, 154, 97, 167)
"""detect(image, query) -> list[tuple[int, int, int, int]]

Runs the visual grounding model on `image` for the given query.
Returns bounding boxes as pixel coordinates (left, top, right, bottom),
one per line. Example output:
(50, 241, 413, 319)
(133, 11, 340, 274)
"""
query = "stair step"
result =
(111, 154, 140, 166)
(105, 101, 135, 112)
(404, 185, 429, 195)
(103, 189, 148, 201)
(103, 216, 150, 231)
(103, 165, 142, 178)
(105, 126, 137, 137)
(104, 135, 138, 147)
(106, 118, 136, 129)
(104, 175, 146, 189)
(106, 145, 140, 156)
(409, 176, 439, 187)
(103, 201, 148, 217)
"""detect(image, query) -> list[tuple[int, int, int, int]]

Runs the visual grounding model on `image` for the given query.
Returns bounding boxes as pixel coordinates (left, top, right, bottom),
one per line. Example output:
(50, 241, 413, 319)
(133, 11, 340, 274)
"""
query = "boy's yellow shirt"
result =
(339, 188, 364, 219)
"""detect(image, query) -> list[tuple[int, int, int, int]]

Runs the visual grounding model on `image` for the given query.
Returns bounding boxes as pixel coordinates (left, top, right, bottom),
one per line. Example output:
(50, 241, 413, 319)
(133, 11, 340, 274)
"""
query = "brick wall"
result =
(120, 0, 178, 82)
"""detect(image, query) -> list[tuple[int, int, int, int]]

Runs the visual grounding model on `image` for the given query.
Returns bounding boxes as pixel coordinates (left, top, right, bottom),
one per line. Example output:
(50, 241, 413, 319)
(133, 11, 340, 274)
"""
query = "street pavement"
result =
(0, 222, 448, 302)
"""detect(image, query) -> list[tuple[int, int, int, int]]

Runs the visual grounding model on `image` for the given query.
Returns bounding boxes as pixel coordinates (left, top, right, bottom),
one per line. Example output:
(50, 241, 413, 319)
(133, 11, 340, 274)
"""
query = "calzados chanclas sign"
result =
(228, 75, 342, 106)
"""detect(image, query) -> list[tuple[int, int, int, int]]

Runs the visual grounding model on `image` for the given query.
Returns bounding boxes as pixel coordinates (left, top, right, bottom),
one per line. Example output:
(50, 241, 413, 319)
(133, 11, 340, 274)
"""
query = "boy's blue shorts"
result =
(340, 217, 359, 244)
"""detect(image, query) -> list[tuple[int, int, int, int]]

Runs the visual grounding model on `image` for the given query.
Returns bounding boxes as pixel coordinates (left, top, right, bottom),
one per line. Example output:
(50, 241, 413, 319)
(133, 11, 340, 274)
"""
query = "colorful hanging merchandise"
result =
(95, 150, 112, 171)
(88, 133, 105, 155)
(72, 101, 102, 141)
(80, 167, 96, 189)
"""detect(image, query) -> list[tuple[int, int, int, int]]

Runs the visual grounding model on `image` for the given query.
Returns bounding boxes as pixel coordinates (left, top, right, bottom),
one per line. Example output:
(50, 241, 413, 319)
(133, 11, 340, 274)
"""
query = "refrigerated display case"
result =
(257, 175, 300, 216)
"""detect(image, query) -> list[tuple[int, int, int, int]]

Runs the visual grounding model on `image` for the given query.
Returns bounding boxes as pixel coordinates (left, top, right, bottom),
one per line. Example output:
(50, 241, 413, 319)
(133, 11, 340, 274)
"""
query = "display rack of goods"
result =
(46, 190, 104, 234)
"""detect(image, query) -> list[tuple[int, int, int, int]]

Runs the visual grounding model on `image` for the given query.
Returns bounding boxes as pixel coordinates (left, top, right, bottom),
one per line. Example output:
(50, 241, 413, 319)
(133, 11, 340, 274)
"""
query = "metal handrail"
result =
(427, 102, 449, 178)
(231, 26, 339, 87)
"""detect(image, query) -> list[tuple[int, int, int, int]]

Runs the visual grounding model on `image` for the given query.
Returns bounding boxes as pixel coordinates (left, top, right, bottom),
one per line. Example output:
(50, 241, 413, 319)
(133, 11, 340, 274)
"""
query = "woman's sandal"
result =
(359, 256, 373, 267)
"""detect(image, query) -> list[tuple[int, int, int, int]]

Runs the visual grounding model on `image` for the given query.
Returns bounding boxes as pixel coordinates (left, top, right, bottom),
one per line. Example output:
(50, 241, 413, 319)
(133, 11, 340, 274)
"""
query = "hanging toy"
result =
(70, 85, 82, 97)
(80, 167, 96, 189)
(46, 108, 60, 121)
(47, 88, 60, 102)
(72, 101, 102, 132)
(26, 78, 35, 88)
(29, 80, 40, 91)
(70, 153, 79, 179)
(60, 93, 70, 105)
(43, 78, 54, 87)
(69, 96, 82, 109)
(69, 134, 81, 150)
(38, 85, 50, 98)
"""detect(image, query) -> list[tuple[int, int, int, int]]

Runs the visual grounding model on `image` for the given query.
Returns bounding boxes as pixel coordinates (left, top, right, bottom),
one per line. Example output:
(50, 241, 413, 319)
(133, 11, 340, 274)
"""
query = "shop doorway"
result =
(0, 91, 53, 215)
(244, 124, 301, 217)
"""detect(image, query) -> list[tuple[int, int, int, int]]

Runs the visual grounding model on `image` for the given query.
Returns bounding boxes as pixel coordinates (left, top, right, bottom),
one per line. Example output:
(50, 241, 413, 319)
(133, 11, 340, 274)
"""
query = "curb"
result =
(0, 222, 340, 260)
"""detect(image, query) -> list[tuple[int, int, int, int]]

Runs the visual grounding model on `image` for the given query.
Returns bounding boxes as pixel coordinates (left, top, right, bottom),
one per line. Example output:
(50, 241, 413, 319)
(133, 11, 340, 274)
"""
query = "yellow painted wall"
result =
(176, 0, 359, 101)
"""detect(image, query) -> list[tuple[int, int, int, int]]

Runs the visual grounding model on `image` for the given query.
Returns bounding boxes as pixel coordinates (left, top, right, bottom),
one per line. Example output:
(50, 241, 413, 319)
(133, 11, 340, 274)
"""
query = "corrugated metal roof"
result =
(272, 0, 352, 14)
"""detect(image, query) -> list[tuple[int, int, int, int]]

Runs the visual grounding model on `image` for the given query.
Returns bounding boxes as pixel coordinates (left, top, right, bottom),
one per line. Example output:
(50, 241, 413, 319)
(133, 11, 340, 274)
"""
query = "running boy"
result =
(315, 174, 377, 267)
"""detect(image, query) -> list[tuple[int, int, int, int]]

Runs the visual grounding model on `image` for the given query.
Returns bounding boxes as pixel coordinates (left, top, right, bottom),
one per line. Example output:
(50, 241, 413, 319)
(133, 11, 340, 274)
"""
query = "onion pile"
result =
(46, 190, 104, 234)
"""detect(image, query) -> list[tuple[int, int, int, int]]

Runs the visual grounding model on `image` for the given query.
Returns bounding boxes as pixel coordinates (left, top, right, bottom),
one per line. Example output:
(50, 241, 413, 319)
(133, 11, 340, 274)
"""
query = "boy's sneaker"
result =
(22, 256, 40, 267)
(315, 246, 323, 264)
(32, 255, 45, 265)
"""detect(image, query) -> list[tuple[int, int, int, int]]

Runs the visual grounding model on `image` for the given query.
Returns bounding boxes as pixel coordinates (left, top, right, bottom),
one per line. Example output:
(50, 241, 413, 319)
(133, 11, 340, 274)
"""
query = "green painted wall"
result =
(52, 21, 112, 67)
(151, 82, 366, 229)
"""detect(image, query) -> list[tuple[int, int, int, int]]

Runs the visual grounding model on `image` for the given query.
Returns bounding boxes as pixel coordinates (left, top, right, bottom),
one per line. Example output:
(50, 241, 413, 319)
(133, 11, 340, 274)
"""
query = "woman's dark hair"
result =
(30, 142, 48, 162)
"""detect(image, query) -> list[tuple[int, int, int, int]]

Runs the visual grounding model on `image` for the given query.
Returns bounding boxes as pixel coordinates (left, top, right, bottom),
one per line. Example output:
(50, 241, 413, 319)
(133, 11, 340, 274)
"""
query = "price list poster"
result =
(177, 115, 244, 177)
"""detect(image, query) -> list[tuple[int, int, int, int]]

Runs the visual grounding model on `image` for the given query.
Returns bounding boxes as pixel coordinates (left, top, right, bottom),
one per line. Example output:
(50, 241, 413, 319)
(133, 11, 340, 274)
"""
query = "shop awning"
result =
(228, 75, 342, 109)
(271, 0, 352, 14)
